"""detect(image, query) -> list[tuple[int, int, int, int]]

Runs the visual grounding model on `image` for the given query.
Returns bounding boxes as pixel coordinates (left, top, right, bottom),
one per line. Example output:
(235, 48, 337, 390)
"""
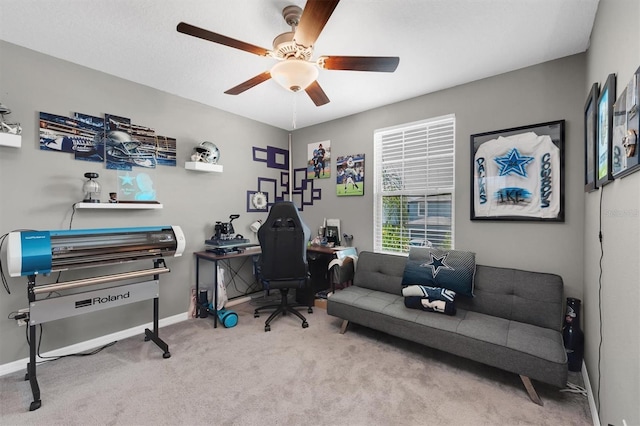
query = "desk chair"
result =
(254, 201, 313, 332)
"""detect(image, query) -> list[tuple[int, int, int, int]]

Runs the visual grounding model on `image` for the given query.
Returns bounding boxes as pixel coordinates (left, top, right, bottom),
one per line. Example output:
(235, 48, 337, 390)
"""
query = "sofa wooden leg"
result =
(339, 320, 349, 334)
(519, 375, 543, 406)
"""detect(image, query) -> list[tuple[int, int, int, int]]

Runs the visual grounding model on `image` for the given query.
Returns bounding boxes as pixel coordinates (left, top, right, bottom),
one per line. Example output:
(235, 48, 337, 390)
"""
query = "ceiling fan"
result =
(176, 0, 399, 106)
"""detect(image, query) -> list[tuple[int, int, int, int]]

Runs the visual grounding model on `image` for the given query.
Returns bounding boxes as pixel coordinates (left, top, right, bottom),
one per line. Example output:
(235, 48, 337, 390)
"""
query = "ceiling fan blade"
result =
(177, 22, 270, 56)
(294, 0, 340, 48)
(224, 72, 272, 95)
(305, 80, 330, 106)
(319, 56, 400, 72)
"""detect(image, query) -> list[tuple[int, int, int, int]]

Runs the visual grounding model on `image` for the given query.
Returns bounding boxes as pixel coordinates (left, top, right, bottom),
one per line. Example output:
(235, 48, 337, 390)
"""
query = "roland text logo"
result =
(75, 291, 130, 309)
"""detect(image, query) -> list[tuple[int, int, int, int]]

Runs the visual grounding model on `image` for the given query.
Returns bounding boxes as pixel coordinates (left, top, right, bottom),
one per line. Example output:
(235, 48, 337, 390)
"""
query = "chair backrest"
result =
(257, 202, 310, 282)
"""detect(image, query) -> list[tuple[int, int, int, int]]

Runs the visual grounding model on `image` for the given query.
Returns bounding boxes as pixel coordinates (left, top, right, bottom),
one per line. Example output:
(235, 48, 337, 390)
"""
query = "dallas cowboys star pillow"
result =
(401, 247, 476, 298)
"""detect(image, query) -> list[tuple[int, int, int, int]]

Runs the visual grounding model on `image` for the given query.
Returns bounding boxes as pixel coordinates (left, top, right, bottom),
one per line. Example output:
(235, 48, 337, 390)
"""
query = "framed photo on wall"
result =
(307, 140, 331, 179)
(336, 154, 364, 196)
(596, 73, 616, 187)
(470, 120, 565, 222)
(584, 83, 599, 192)
(612, 66, 640, 179)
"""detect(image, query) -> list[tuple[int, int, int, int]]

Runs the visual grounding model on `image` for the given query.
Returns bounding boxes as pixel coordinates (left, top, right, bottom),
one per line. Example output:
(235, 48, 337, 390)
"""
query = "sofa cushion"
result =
(352, 251, 407, 295)
(456, 265, 564, 330)
(401, 247, 476, 297)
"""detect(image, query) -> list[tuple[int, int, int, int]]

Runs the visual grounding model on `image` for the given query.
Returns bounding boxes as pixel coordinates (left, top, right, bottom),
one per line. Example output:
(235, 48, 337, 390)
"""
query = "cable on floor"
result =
(560, 381, 587, 396)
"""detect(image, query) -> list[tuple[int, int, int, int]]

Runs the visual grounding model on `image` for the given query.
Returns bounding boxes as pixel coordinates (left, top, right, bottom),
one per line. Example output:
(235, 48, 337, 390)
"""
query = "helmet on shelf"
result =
(191, 141, 220, 164)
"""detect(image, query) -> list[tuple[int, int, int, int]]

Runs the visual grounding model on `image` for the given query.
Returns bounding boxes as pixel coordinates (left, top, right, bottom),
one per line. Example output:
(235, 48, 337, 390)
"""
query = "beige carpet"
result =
(0, 300, 592, 425)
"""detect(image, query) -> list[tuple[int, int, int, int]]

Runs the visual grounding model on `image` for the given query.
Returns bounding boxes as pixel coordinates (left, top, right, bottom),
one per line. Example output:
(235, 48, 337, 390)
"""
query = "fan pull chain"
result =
(292, 92, 297, 129)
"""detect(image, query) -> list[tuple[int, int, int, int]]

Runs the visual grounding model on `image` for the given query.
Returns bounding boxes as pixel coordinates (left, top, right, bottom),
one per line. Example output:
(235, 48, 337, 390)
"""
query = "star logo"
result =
(118, 172, 134, 186)
(494, 148, 534, 177)
(420, 253, 454, 278)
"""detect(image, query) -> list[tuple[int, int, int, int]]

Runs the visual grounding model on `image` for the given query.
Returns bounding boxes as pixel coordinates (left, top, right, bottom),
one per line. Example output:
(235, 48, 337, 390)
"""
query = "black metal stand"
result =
(23, 259, 170, 412)
(24, 274, 42, 411)
(144, 259, 171, 358)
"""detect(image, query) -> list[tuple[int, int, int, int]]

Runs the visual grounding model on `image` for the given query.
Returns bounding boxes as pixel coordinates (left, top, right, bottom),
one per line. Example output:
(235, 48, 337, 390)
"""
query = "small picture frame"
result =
(596, 73, 616, 187)
(584, 83, 599, 192)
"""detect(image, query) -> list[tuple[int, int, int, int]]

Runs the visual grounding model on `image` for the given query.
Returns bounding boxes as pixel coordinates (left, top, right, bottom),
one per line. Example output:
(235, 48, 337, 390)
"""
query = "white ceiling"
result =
(0, 0, 599, 130)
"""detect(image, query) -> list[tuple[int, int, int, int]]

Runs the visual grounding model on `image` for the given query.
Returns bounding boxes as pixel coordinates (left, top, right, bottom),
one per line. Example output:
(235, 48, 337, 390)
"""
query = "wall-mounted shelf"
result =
(185, 162, 223, 173)
(0, 133, 21, 148)
(75, 203, 163, 210)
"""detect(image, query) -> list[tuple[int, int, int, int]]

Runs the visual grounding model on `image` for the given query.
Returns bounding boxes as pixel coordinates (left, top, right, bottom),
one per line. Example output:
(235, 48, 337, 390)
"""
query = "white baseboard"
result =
(582, 361, 601, 426)
(0, 312, 189, 378)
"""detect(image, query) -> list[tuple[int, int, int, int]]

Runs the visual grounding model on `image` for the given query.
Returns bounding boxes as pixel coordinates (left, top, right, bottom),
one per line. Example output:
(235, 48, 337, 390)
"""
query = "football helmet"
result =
(623, 129, 637, 158)
(191, 141, 220, 164)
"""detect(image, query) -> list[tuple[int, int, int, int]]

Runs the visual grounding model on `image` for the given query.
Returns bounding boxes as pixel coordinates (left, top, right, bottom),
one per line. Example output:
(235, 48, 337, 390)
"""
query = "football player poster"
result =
(307, 140, 331, 179)
(336, 154, 365, 196)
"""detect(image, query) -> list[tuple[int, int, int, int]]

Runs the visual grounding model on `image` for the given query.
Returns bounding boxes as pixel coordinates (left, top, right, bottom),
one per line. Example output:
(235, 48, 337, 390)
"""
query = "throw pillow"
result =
(401, 247, 476, 297)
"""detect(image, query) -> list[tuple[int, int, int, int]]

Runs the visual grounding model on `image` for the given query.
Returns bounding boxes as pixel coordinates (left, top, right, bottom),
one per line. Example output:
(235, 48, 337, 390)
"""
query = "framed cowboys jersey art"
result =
(470, 120, 565, 222)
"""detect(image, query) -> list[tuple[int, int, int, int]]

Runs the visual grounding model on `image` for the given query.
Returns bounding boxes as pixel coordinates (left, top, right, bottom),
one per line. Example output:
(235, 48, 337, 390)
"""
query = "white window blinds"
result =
(373, 115, 455, 254)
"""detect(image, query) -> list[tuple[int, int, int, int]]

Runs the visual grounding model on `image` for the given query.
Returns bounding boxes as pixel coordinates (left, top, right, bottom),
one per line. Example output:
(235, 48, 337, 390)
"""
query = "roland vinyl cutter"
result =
(7, 225, 185, 277)
(5, 225, 185, 411)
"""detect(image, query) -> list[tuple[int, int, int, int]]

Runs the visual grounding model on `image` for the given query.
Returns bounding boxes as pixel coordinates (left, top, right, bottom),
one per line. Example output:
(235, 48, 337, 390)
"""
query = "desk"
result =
(194, 245, 354, 327)
(194, 248, 261, 328)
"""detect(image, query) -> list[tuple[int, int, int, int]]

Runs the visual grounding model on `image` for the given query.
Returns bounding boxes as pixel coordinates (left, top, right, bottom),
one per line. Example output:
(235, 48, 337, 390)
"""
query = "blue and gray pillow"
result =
(401, 247, 476, 298)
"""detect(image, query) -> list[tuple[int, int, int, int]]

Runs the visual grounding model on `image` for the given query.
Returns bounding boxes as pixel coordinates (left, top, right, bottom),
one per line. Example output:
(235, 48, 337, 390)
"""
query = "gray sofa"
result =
(327, 251, 568, 405)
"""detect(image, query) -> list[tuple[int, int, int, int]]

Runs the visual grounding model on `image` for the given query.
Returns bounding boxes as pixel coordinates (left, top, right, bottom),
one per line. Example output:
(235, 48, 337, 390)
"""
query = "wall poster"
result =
(336, 154, 365, 196)
(307, 140, 331, 179)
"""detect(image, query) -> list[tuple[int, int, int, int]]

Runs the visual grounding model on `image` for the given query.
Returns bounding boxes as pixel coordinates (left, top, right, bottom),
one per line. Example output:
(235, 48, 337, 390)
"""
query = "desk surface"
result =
(194, 245, 353, 260)
(307, 245, 353, 254)
(194, 246, 261, 261)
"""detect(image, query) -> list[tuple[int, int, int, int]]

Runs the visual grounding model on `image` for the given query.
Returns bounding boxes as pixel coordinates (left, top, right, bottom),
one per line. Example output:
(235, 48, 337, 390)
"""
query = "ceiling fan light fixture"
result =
(270, 59, 318, 92)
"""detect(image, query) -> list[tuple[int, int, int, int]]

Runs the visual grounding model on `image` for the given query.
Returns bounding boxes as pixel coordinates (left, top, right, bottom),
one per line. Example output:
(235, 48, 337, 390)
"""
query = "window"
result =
(373, 114, 455, 254)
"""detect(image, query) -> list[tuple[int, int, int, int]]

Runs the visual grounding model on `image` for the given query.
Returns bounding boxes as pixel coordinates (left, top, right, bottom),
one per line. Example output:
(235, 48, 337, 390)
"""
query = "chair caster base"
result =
(163, 352, 171, 359)
(302, 321, 309, 328)
(30, 400, 41, 411)
(308, 307, 313, 313)
(265, 325, 271, 332)
(254, 313, 260, 318)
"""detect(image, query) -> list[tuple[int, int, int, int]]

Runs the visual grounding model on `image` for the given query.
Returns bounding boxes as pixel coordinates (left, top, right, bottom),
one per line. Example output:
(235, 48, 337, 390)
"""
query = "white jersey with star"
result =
(474, 132, 560, 218)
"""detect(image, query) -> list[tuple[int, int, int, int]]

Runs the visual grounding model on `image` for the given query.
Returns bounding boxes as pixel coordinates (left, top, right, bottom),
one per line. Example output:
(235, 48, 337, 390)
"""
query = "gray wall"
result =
(294, 54, 587, 303)
(583, 1, 640, 425)
(0, 40, 288, 365)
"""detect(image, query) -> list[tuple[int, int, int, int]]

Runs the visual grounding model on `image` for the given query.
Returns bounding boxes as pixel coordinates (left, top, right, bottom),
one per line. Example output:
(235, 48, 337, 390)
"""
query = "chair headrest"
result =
(262, 202, 303, 229)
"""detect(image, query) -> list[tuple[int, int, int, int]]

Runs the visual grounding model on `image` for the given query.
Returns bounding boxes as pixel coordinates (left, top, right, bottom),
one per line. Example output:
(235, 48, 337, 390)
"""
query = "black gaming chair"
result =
(254, 201, 313, 332)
